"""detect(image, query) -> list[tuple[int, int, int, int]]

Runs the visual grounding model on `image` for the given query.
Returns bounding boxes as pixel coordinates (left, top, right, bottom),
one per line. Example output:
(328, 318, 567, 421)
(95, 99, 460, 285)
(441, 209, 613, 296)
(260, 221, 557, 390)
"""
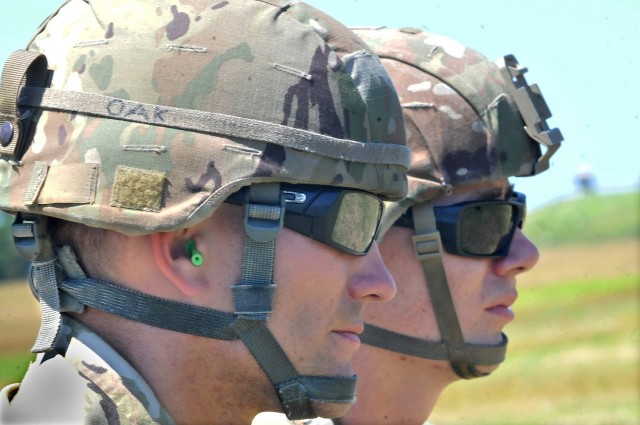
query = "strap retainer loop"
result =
(0, 50, 49, 160)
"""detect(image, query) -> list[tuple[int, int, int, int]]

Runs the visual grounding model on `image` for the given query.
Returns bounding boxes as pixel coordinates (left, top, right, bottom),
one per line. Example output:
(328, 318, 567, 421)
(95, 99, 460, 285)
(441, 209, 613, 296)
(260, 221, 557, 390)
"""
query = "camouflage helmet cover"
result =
(0, 0, 409, 235)
(353, 27, 561, 235)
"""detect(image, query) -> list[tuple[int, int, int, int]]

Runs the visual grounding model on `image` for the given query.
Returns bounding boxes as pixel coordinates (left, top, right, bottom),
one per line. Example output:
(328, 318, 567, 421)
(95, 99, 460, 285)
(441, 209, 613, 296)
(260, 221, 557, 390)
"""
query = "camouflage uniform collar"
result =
(1, 315, 175, 424)
(60, 315, 176, 423)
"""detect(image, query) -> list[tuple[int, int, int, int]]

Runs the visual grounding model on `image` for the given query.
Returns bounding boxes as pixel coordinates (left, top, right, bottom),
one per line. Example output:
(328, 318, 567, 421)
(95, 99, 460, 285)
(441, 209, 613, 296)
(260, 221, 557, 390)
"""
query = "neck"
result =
(341, 345, 456, 425)
(77, 309, 280, 425)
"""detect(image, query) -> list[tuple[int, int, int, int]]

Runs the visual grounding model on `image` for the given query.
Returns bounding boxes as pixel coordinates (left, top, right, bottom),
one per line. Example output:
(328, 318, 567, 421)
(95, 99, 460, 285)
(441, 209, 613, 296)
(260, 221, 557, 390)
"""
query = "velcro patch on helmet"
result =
(37, 163, 99, 205)
(111, 166, 165, 212)
(23, 162, 49, 206)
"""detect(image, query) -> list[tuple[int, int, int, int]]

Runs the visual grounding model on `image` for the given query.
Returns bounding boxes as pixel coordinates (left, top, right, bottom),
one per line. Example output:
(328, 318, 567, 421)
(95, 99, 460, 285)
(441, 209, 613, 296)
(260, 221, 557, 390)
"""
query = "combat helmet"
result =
(0, 1, 409, 419)
(353, 27, 562, 378)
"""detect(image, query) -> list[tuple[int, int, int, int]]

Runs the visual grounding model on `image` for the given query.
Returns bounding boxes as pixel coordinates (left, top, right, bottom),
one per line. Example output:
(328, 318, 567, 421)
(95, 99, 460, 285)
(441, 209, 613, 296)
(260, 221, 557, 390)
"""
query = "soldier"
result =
(254, 27, 563, 425)
(0, 2, 410, 424)
(341, 27, 563, 425)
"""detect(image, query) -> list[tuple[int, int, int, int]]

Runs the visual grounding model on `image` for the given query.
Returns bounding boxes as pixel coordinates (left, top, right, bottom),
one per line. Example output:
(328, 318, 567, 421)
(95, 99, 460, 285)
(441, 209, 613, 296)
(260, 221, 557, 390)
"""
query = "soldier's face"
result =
(193, 201, 396, 417)
(267, 227, 396, 417)
(363, 180, 539, 376)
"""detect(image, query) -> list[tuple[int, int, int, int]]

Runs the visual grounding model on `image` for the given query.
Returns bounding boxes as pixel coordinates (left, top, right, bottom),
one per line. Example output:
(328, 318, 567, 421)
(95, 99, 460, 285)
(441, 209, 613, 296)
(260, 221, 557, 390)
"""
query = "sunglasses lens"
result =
(459, 204, 515, 255)
(332, 192, 382, 253)
(226, 184, 383, 255)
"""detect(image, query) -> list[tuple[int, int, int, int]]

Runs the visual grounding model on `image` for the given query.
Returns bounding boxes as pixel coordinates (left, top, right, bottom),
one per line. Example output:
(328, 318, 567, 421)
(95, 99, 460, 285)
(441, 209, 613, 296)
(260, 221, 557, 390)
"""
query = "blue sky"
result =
(2, 0, 638, 210)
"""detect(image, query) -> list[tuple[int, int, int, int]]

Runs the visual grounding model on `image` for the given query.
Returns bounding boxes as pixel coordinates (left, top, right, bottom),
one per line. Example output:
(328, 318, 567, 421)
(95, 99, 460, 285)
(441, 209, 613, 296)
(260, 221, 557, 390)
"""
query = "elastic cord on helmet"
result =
(360, 201, 507, 379)
(16, 84, 410, 169)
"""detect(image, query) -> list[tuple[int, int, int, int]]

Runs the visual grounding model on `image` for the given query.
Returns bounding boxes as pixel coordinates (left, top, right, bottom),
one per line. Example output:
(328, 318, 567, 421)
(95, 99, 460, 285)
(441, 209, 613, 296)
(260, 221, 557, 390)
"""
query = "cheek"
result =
(370, 230, 433, 337)
(363, 278, 431, 337)
(206, 204, 245, 268)
(269, 231, 351, 372)
(442, 254, 491, 320)
(272, 229, 347, 315)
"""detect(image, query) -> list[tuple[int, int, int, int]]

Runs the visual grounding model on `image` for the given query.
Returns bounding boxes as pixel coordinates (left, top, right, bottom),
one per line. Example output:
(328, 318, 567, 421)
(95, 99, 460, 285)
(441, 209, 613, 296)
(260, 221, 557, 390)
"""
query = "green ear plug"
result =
(184, 239, 204, 266)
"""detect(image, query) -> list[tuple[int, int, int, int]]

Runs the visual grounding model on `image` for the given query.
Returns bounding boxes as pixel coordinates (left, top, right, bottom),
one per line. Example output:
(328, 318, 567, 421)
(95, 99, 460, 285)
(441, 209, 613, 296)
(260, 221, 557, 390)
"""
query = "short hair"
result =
(49, 218, 122, 280)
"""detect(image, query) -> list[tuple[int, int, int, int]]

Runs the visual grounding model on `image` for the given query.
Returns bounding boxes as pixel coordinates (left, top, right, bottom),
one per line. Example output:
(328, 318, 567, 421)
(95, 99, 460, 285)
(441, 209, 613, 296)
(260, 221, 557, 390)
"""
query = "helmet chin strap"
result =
(360, 201, 507, 379)
(229, 183, 356, 419)
(361, 324, 507, 374)
(13, 214, 66, 353)
(16, 183, 355, 420)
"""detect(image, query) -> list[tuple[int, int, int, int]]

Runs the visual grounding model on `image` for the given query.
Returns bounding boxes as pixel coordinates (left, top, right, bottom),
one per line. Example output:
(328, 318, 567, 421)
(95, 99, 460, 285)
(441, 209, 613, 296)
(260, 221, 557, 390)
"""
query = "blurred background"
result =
(1, 1, 639, 424)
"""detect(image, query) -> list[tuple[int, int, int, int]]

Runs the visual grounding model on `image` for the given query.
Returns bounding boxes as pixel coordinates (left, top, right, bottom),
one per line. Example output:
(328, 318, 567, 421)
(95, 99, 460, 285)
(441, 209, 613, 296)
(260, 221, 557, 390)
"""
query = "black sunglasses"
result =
(396, 192, 526, 258)
(226, 184, 383, 256)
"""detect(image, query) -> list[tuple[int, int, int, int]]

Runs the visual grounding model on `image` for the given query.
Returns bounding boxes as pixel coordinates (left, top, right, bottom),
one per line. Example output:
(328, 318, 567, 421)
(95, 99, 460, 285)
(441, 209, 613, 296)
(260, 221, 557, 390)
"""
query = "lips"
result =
(332, 324, 364, 344)
(485, 291, 518, 319)
(333, 331, 361, 345)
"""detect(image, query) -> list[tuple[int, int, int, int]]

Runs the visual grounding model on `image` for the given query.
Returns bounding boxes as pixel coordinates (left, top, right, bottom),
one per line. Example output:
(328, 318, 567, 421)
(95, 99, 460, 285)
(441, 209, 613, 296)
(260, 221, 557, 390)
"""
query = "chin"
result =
(476, 363, 501, 375)
(311, 400, 354, 419)
(467, 329, 505, 346)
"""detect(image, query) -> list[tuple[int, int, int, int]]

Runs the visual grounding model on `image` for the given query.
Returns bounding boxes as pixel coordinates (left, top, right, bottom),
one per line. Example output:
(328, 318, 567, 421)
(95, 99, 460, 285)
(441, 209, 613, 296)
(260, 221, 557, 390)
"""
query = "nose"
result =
(347, 241, 397, 302)
(493, 228, 540, 276)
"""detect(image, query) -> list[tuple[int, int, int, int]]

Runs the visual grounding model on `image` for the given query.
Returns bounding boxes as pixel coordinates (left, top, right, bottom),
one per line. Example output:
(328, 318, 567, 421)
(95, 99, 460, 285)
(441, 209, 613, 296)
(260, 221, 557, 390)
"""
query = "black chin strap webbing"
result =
(412, 201, 489, 378)
(56, 271, 356, 419)
(230, 183, 356, 420)
(361, 324, 507, 365)
(60, 277, 238, 340)
(361, 202, 507, 379)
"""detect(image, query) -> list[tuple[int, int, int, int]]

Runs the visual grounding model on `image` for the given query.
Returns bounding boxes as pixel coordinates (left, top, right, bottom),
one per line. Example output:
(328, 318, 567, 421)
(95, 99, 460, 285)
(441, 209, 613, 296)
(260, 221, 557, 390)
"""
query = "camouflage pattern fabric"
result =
(0, 0, 408, 236)
(352, 27, 549, 235)
(0, 315, 175, 424)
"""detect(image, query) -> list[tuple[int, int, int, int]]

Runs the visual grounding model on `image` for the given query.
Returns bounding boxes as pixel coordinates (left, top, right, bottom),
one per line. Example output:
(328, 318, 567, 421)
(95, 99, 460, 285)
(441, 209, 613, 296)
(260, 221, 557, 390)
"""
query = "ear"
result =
(150, 231, 207, 297)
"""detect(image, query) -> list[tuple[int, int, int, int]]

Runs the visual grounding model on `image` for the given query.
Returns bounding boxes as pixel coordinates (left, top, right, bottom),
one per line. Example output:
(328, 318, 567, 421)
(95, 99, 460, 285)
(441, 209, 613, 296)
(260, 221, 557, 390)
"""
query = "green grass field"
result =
(0, 281, 38, 384)
(524, 191, 639, 248)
